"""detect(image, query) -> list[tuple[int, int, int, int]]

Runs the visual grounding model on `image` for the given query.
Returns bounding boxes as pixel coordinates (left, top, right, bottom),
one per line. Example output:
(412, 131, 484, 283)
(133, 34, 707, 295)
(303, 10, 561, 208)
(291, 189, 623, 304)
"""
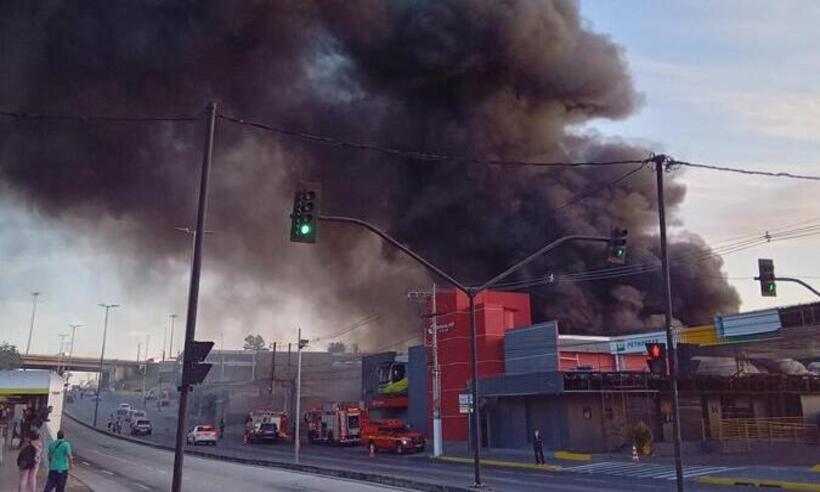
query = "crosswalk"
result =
(563, 461, 738, 480)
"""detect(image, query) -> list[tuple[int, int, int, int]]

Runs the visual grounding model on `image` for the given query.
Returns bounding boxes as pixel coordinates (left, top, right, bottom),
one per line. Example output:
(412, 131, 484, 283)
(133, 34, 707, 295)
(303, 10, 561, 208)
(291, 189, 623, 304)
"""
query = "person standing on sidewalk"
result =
(43, 430, 73, 492)
(16, 434, 40, 492)
(532, 429, 545, 465)
(219, 418, 225, 440)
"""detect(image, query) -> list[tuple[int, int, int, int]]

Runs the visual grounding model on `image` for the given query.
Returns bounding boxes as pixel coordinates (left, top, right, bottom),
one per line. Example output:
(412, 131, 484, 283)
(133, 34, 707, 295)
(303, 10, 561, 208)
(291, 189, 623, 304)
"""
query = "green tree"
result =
(243, 334, 267, 351)
(0, 342, 23, 370)
(327, 341, 346, 354)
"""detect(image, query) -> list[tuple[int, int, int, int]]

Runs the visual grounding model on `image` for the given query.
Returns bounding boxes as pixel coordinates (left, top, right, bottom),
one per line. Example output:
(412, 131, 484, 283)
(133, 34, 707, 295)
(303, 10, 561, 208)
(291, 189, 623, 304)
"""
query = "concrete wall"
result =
(801, 394, 820, 426)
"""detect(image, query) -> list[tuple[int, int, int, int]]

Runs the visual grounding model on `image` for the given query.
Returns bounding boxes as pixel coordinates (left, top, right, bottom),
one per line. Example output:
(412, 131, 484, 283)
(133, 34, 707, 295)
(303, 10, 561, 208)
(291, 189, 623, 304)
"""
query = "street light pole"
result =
(168, 314, 177, 360)
(143, 334, 150, 398)
(294, 328, 306, 464)
(171, 101, 217, 492)
(430, 283, 443, 458)
(94, 303, 119, 428)
(25, 292, 41, 356)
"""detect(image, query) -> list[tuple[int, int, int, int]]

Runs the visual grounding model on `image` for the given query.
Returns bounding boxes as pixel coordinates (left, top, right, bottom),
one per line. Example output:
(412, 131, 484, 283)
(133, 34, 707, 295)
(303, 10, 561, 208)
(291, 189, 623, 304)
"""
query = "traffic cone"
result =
(631, 445, 639, 462)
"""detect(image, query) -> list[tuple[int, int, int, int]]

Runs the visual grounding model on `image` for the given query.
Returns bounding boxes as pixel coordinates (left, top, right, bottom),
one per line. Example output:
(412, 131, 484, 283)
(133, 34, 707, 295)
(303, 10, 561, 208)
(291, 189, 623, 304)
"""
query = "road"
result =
(63, 417, 409, 492)
(66, 392, 736, 491)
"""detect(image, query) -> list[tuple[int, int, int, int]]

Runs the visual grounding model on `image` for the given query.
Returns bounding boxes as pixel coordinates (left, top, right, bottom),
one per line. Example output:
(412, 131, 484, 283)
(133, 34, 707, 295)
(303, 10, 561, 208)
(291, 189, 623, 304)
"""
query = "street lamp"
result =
(25, 292, 41, 356)
(93, 303, 119, 428)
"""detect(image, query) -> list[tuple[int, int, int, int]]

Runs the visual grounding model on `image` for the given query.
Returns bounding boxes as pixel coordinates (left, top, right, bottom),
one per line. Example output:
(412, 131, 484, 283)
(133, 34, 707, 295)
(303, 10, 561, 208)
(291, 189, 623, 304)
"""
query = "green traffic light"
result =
(767, 282, 776, 292)
(299, 223, 312, 235)
(614, 247, 625, 257)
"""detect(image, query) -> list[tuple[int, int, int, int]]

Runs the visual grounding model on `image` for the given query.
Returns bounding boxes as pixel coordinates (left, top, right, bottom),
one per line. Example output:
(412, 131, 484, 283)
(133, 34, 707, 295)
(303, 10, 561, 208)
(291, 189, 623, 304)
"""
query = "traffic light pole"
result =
(653, 155, 685, 492)
(319, 214, 608, 488)
(171, 101, 217, 492)
(755, 276, 820, 298)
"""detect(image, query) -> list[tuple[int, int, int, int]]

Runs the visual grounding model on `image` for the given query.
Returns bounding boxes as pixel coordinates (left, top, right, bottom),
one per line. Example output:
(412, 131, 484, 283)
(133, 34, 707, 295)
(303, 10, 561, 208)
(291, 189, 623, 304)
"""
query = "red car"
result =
(362, 419, 425, 455)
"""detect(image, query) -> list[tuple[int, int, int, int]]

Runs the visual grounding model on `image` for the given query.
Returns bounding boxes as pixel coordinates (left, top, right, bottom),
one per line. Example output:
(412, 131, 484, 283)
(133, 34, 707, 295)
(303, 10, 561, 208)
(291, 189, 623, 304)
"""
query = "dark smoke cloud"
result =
(0, 0, 739, 342)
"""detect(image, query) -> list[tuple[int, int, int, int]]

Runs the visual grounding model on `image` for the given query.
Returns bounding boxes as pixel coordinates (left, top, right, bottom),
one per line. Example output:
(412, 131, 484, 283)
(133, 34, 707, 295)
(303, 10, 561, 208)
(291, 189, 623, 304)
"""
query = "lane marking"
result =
(100, 469, 115, 476)
(135, 484, 151, 490)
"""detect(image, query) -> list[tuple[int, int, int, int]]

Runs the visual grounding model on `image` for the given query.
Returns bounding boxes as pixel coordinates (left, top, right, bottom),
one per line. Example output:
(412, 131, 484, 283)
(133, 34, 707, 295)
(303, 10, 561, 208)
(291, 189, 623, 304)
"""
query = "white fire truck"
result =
(304, 402, 362, 445)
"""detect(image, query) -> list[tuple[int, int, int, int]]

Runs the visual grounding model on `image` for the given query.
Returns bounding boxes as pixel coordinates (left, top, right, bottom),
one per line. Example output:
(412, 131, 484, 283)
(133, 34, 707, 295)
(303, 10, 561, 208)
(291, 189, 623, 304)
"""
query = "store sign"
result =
(609, 332, 666, 354)
(458, 393, 473, 414)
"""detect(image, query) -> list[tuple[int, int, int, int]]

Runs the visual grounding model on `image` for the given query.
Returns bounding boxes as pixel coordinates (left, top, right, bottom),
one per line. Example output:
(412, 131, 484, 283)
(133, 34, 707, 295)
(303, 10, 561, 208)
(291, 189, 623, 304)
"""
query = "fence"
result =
(713, 417, 818, 449)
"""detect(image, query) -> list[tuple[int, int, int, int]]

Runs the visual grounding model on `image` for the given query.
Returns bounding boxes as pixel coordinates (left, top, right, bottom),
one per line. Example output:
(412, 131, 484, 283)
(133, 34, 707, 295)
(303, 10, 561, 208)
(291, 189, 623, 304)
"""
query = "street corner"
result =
(696, 476, 820, 491)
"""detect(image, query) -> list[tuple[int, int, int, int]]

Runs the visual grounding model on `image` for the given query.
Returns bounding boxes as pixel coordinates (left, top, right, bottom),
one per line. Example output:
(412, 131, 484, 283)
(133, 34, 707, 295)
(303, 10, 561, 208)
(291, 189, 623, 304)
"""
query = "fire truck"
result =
(304, 403, 362, 445)
(361, 418, 425, 455)
(243, 410, 289, 444)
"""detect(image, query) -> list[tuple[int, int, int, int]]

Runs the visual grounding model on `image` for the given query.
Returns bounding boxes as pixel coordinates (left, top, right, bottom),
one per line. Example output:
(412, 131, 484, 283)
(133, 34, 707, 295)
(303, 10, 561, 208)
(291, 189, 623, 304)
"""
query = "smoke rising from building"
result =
(0, 1, 739, 344)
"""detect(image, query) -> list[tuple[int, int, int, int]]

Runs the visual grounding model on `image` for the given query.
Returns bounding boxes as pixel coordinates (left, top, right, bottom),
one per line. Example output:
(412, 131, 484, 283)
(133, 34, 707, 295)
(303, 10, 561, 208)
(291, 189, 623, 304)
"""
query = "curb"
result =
(433, 455, 562, 472)
(553, 451, 591, 462)
(64, 413, 472, 492)
(696, 476, 820, 491)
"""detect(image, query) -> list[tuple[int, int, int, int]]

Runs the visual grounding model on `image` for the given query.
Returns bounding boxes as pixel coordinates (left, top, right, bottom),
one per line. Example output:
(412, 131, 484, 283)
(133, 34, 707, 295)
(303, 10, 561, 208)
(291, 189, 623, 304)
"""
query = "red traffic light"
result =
(649, 344, 662, 358)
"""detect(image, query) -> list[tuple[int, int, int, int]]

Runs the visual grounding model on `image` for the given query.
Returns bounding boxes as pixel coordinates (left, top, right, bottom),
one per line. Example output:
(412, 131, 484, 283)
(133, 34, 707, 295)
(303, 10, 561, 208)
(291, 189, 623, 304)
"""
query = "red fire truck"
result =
(361, 418, 425, 454)
(304, 403, 362, 445)
(243, 410, 289, 444)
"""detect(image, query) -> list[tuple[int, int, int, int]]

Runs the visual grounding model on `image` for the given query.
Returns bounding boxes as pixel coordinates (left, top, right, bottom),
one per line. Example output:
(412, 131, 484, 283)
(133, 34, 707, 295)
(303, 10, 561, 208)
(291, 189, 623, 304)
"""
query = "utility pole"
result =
(171, 101, 217, 492)
(654, 154, 685, 491)
(294, 330, 306, 464)
(67, 324, 82, 383)
(168, 314, 177, 360)
(56, 334, 70, 376)
(25, 292, 41, 355)
(431, 283, 443, 457)
(143, 334, 150, 398)
(94, 303, 119, 428)
(270, 342, 277, 402)
(137, 343, 141, 365)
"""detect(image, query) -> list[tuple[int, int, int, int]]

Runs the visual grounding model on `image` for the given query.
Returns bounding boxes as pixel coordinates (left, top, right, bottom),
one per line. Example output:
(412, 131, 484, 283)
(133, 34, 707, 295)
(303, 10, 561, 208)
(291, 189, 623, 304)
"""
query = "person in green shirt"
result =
(43, 430, 73, 492)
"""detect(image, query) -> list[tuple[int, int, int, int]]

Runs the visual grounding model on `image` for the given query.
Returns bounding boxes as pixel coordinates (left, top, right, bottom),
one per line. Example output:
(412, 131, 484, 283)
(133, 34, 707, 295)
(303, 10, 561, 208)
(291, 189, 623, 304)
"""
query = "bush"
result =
(632, 421, 653, 456)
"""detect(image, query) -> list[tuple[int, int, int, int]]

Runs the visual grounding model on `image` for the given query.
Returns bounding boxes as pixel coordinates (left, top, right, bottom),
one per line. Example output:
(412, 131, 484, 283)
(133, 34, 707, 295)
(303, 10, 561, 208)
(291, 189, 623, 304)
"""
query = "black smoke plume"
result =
(0, 0, 739, 343)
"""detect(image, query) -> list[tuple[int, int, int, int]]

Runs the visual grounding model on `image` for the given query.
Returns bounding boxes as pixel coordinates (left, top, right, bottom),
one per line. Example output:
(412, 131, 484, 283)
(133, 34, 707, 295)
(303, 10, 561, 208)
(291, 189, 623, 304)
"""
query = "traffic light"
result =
(608, 227, 628, 264)
(181, 340, 213, 387)
(290, 182, 320, 243)
(645, 342, 667, 376)
(758, 258, 776, 297)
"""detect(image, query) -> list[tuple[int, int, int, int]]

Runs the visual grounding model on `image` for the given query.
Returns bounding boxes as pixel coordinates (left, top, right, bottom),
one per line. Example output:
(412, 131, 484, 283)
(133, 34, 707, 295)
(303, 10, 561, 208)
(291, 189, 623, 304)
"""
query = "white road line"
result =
(135, 484, 151, 490)
(100, 469, 115, 476)
(81, 461, 91, 466)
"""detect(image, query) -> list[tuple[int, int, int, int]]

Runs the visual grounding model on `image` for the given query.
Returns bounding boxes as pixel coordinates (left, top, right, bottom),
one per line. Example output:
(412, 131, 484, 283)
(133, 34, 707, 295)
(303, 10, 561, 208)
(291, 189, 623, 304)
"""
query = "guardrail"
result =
(716, 417, 818, 448)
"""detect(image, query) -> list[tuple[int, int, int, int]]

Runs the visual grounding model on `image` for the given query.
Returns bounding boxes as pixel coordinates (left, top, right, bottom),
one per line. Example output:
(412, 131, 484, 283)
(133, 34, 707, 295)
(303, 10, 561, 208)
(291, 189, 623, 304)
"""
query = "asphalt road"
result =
(65, 392, 735, 491)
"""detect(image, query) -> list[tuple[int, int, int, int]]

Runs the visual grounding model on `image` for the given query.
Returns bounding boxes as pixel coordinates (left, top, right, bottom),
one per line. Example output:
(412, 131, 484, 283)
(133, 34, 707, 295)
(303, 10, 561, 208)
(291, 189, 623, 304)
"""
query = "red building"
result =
(431, 289, 531, 440)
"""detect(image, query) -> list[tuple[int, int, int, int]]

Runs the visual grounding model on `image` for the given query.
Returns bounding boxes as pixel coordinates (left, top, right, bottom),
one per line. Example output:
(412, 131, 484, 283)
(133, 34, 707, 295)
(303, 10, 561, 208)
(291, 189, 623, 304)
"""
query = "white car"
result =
(186, 425, 218, 446)
(126, 409, 146, 423)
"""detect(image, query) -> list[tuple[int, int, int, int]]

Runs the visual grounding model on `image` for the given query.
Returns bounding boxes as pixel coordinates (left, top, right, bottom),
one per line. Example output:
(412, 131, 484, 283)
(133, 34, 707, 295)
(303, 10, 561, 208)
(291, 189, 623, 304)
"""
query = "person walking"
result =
(219, 418, 225, 440)
(533, 429, 545, 465)
(16, 434, 40, 492)
(43, 430, 72, 492)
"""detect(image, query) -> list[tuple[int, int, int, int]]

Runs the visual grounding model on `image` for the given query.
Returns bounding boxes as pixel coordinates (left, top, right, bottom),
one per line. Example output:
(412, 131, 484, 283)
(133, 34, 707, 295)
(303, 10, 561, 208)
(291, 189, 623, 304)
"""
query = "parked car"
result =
(362, 419, 425, 455)
(130, 418, 152, 436)
(246, 422, 279, 444)
(126, 409, 146, 423)
(186, 425, 218, 446)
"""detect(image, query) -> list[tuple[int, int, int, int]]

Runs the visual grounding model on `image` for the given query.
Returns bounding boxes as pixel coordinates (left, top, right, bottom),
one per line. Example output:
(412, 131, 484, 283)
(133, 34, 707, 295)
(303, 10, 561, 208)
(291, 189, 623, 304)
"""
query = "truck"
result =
(243, 410, 289, 444)
(304, 403, 362, 445)
(361, 418, 425, 455)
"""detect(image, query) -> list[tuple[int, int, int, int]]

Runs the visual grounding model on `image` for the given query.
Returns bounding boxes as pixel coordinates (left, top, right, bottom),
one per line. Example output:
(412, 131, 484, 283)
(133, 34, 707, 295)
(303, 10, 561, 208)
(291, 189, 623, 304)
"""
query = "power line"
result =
(217, 113, 648, 168)
(0, 110, 203, 123)
(671, 160, 820, 182)
(550, 163, 648, 213)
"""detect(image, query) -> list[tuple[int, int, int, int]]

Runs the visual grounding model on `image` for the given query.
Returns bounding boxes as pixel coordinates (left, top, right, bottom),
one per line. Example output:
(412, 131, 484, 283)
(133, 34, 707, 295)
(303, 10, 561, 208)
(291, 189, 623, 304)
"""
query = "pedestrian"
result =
(219, 418, 225, 440)
(16, 434, 40, 492)
(43, 430, 73, 492)
(533, 429, 545, 465)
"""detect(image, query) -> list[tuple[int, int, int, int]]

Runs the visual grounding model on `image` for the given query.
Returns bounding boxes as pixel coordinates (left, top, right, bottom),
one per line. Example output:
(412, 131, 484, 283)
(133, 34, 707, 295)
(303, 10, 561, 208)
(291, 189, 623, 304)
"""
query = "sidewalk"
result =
(433, 443, 820, 489)
(0, 443, 92, 492)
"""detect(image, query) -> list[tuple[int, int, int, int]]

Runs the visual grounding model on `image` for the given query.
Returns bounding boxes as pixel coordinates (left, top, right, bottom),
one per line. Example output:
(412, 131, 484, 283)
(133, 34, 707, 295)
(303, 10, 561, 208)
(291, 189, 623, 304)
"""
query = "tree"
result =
(0, 342, 23, 370)
(327, 342, 346, 354)
(243, 334, 267, 351)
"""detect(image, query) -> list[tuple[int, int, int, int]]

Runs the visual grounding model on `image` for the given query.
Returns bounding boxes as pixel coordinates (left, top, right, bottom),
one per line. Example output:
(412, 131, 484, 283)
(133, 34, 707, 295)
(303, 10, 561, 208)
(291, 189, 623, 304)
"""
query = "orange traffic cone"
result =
(631, 445, 639, 462)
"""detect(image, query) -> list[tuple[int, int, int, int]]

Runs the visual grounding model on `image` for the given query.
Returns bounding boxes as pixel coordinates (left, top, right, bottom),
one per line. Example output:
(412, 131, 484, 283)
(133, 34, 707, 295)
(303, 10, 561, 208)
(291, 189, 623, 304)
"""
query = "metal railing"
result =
(716, 417, 818, 448)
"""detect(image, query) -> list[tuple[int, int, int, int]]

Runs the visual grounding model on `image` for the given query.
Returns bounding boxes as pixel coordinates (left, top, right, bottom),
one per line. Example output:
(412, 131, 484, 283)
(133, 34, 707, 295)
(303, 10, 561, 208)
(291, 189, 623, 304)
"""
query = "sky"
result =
(3, 1, 820, 360)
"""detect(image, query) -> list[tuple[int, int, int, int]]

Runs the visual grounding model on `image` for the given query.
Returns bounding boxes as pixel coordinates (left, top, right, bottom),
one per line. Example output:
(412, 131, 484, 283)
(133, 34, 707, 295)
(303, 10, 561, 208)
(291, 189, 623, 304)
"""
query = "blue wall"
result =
(408, 345, 429, 435)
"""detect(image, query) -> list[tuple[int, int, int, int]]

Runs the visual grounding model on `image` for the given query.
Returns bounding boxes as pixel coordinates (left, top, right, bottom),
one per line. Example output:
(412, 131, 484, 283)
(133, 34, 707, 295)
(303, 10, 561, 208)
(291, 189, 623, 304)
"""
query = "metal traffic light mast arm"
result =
(756, 276, 820, 298)
(475, 234, 610, 292)
(318, 215, 470, 294)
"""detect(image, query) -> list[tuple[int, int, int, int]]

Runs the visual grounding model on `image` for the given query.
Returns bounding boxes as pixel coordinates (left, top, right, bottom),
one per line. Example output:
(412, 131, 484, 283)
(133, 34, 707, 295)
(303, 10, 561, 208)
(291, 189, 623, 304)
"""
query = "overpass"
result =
(22, 353, 141, 373)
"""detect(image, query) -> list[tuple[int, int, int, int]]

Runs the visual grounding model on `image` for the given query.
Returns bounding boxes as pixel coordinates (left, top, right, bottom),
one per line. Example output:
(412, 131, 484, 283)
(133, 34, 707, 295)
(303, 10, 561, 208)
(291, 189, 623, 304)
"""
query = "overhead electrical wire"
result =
(670, 159, 820, 182)
(0, 110, 203, 123)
